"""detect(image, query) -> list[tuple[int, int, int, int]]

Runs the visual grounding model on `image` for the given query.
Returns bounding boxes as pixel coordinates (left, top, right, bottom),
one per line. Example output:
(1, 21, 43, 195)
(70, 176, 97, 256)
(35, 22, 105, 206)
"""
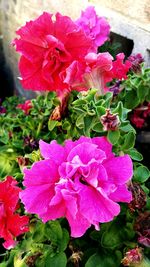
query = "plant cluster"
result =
(0, 6, 150, 267)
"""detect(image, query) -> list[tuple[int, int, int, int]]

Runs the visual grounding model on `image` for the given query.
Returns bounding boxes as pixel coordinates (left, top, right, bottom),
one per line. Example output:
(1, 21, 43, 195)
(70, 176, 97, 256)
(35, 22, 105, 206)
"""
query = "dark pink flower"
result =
(76, 6, 110, 51)
(130, 112, 145, 128)
(13, 12, 92, 95)
(0, 176, 29, 249)
(66, 52, 131, 94)
(17, 100, 32, 115)
(111, 53, 131, 80)
(128, 53, 144, 73)
(20, 136, 133, 237)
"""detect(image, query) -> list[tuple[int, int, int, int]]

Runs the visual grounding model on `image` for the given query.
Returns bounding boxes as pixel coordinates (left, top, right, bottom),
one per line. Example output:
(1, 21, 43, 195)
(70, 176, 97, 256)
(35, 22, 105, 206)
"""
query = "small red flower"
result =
(0, 176, 29, 249)
(17, 100, 32, 115)
(121, 247, 143, 266)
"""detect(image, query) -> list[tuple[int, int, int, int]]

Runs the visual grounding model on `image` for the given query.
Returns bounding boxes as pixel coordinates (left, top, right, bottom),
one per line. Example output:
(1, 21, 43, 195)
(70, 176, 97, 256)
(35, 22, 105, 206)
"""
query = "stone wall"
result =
(0, 0, 150, 97)
(90, 0, 150, 31)
(90, 0, 150, 65)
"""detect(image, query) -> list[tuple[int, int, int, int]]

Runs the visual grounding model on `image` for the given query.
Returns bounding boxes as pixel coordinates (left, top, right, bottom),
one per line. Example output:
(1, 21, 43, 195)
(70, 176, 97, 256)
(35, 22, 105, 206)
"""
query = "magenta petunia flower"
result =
(76, 6, 110, 51)
(20, 136, 133, 237)
(13, 12, 92, 94)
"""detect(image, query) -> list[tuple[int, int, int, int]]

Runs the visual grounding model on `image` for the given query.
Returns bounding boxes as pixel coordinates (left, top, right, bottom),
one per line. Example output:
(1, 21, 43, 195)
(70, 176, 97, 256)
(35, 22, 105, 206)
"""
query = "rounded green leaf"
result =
(107, 130, 120, 145)
(122, 132, 135, 150)
(128, 148, 143, 161)
(134, 165, 150, 183)
(45, 252, 67, 267)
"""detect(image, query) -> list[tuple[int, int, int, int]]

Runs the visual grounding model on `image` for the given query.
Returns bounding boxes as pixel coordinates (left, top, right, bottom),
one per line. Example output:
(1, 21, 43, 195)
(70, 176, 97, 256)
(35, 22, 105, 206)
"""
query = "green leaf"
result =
(120, 123, 136, 133)
(84, 116, 94, 136)
(48, 120, 59, 131)
(85, 252, 121, 267)
(101, 221, 124, 249)
(45, 220, 63, 245)
(103, 92, 113, 107)
(122, 132, 135, 150)
(124, 90, 139, 109)
(76, 115, 84, 129)
(92, 122, 103, 133)
(128, 148, 143, 161)
(146, 198, 150, 209)
(137, 83, 148, 102)
(134, 165, 150, 183)
(130, 77, 142, 88)
(145, 87, 150, 101)
(45, 252, 67, 267)
(107, 130, 120, 145)
(58, 229, 69, 252)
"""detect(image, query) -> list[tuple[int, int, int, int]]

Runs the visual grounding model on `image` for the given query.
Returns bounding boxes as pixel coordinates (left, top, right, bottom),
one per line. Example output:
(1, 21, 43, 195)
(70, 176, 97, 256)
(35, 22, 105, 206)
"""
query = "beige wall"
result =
(90, 0, 150, 31)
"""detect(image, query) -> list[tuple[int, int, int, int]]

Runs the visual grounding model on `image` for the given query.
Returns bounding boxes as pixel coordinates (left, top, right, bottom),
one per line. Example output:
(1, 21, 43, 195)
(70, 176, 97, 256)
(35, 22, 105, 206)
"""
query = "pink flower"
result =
(20, 136, 133, 238)
(111, 53, 131, 80)
(13, 12, 92, 95)
(66, 52, 131, 94)
(128, 53, 144, 73)
(76, 6, 110, 51)
(17, 100, 32, 115)
(130, 111, 145, 128)
(83, 52, 113, 94)
(0, 176, 29, 249)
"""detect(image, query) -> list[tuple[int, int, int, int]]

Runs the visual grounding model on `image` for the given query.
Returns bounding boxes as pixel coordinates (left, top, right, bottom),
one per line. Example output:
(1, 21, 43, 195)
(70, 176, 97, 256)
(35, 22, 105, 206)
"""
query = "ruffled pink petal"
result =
(39, 140, 66, 164)
(20, 184, 53, 214)
(103, 155, 133, 185)
(109, 184, 132, 203)
(67, 142, 106, 164)
(66, 30, 92, 59)
(63, 60, 85, 86)
(79, 185, 120, 223)
(19, 56, 52, 91)
(23, 159, 59, 187)
(15, 12, 54, 47)
(14, 39, 45, 62)
(54, 12, 78, 43)
(66, 210, 91, 237)
(92, 136, 113, 158)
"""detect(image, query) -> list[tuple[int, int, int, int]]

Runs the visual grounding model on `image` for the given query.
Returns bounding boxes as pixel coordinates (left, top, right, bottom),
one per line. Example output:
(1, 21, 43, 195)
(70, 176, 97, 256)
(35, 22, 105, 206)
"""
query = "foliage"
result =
(0, 6, 150, 267)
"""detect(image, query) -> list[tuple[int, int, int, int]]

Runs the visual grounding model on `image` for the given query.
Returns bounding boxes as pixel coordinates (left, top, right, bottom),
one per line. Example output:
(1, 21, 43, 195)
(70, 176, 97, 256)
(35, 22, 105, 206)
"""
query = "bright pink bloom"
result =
(66, 52, 131, 94)
(0, 176, 29, 249)
(13, 12, 92, 94)
(20, 136, 133, 238)
(84, 52, 113, 93)
(83, 52, 131, 93)
(76, 6, 110, 51)
(17, 100, 32, 115)
(111, 53, 131, 80)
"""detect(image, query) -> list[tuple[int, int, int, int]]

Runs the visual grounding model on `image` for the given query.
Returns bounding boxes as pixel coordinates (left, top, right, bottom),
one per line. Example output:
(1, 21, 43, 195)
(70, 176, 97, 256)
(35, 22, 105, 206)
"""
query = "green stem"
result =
(36, 121, 43, 138)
